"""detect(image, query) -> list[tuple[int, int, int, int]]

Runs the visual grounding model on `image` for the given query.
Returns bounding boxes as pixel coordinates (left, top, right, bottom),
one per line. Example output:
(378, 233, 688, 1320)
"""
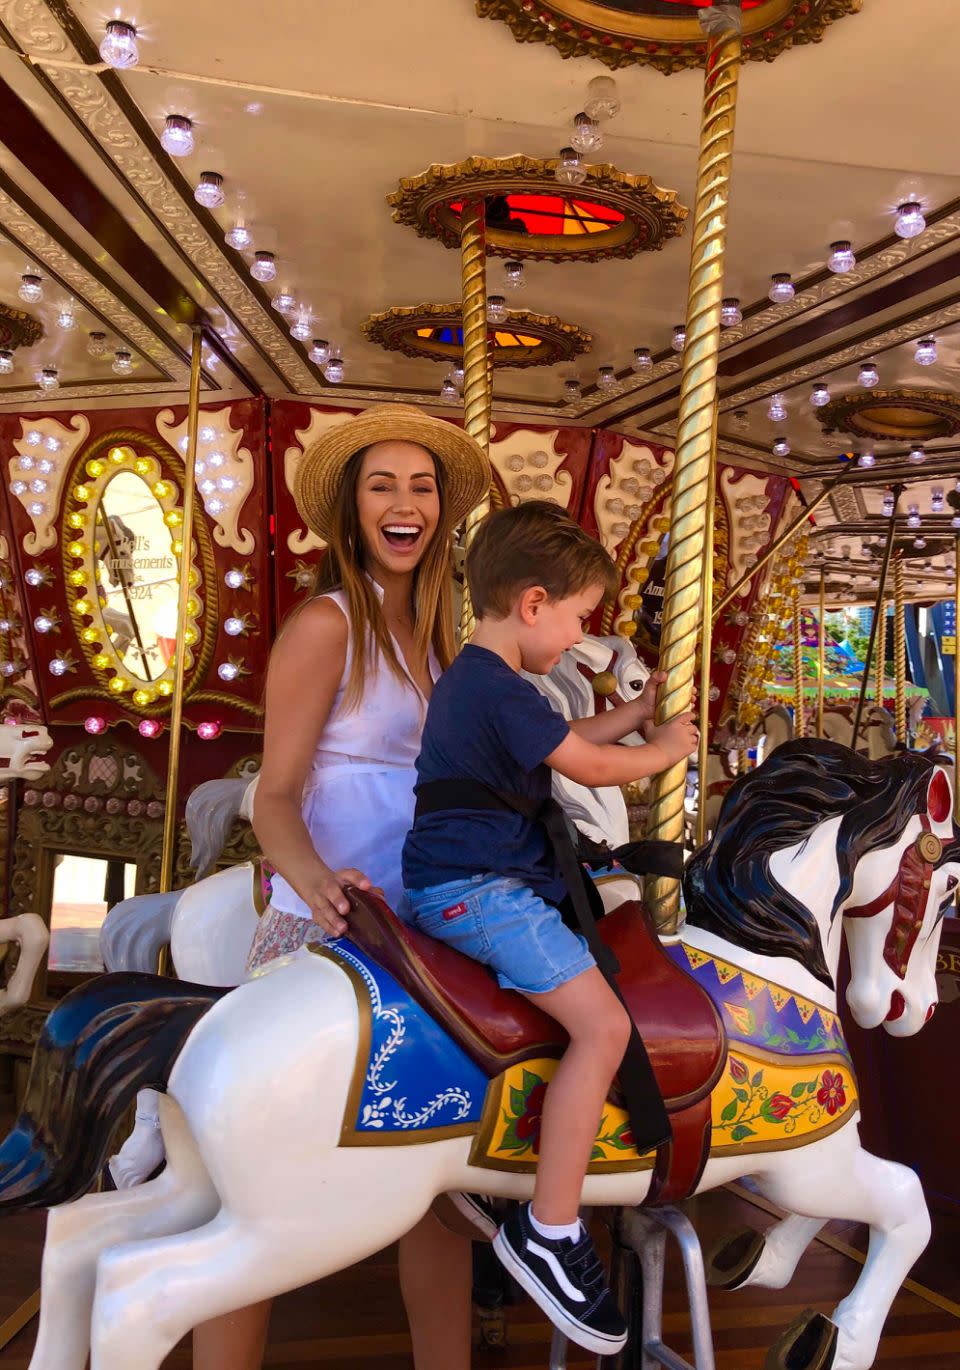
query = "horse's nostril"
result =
(926, 1004, 936, 1022)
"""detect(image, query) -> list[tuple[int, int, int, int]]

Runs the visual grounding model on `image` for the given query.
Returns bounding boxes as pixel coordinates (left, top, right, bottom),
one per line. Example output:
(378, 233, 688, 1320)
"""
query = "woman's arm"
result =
(253, 599, 370, 935)
(545, 712, 698, 789)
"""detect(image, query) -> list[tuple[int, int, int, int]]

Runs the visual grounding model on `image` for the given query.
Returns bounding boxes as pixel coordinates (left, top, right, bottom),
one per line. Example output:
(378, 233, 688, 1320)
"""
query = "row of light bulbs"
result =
(10, 273, 135, 389)
(95, 19, 344, 381)
(881, 480, 960, 530)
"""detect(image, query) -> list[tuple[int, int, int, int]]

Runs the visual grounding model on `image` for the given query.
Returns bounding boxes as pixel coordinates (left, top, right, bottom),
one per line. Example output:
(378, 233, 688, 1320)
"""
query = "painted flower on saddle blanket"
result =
(816, 1069, 847, 1117)
(764, 1092, 794, 1121)
(516, 1081, 548, 1153)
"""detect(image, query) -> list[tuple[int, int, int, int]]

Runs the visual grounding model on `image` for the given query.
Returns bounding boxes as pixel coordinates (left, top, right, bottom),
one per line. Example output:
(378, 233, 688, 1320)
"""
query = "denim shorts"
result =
(403, 874, 595, 995)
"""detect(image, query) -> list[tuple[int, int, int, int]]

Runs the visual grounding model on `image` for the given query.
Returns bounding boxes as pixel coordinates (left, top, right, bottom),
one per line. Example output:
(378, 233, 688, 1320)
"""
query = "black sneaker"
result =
(492, 1203, 628, 1355)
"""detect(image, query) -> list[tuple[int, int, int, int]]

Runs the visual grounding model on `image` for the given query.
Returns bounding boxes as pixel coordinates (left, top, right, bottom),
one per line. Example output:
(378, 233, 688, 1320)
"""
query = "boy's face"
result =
(518, 582, 605, 675)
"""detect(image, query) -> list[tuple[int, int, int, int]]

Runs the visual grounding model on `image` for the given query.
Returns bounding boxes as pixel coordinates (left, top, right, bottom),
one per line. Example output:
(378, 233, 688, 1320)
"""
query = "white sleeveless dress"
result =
(248, 587, 436, 971)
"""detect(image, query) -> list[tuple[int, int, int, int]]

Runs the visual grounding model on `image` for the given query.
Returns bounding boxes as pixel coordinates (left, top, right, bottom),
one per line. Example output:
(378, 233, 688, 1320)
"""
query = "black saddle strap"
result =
(414, 779, 672, 1155)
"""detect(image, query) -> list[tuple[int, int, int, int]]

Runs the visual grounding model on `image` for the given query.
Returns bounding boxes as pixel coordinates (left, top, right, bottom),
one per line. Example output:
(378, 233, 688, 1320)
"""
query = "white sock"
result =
(529, 1205, 582, 1243)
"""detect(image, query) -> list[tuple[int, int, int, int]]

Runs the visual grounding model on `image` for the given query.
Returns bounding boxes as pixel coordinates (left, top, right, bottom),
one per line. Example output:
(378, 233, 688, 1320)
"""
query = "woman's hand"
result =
(300, 865, 372, 937)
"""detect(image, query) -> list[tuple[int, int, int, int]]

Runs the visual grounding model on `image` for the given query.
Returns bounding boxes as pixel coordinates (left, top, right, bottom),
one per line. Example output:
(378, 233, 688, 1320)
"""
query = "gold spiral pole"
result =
(954, 535, 959, 825)
(157, 326, 202, 974)
(874, 597, 887, 708)
(894, 552, 906, 744)
(816, 568, 826, 739)
(793, 597, 806, 739)
(645, 11, 743, 931)
(458, 198, 493, 647)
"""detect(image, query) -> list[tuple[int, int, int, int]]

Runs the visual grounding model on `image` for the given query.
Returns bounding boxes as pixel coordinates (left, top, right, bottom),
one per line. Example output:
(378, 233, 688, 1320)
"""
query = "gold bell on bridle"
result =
(592, 671, 618, 698)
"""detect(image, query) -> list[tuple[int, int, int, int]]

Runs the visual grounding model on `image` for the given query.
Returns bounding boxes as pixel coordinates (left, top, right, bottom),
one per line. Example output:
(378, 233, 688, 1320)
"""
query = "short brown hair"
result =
(467, 500, 618, 619)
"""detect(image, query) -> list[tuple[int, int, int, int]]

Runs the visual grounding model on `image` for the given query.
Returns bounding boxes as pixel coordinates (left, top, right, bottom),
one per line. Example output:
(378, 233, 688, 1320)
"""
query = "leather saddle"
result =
(345, 890, 728, 1201)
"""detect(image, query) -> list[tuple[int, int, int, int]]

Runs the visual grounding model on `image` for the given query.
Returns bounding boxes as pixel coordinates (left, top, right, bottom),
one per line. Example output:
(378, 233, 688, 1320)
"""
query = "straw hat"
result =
(295, 403, 490, 540)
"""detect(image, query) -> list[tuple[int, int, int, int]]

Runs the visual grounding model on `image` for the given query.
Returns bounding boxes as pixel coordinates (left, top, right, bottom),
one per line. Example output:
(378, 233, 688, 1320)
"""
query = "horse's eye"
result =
(630, 681, 642, 692)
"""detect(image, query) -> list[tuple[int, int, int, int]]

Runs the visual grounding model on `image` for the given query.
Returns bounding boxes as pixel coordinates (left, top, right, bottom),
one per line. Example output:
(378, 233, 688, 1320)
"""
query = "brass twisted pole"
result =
(894, 552, 906, 744)
(954, 535, 959, 824)
(645, 11, 742, 930)
(874, 598, 887, 708)
(695, 401, 719, 849)
(458, 198, 493, 646)
(793, 596, 805, 739)
(157, 327, 202, 974)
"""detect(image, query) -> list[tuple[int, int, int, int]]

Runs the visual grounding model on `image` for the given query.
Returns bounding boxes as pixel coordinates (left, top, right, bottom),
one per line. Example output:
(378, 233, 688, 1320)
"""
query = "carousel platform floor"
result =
(1, 1171, 959, 1368)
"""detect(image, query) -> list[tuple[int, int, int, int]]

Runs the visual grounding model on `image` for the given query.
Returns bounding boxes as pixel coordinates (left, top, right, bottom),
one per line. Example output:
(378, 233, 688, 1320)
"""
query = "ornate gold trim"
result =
(361, 302, 592, 369)
(475, 0, 861, 74)
(816, 387, 960, 442)
(388, 155, 686, 261)
(0, 303, 43, 352)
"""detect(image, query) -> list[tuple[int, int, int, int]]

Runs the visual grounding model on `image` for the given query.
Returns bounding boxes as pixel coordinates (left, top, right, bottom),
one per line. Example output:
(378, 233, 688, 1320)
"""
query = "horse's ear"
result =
(927, 768, 951, 824)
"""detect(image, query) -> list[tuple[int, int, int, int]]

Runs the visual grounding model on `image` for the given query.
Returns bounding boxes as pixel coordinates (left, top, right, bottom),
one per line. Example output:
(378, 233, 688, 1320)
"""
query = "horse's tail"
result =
(0, 972, 226, 1213)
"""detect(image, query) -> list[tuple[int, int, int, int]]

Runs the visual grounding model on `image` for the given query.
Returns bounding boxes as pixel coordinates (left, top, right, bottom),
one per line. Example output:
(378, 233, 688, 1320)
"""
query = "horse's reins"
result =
(844, 817, 947, 979)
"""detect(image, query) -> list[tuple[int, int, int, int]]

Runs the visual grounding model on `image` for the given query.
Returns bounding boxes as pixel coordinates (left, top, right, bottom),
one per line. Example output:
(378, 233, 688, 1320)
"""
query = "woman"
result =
(194, 403, 490, 1370)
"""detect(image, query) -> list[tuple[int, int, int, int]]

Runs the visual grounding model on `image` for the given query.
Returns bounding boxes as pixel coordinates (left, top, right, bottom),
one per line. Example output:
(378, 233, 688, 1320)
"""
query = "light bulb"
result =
(84, 715, 107, 735)
(34, 615, 54, 634)
(671, 325, 686, 352)
(194, 172, 225, 209)
(931, 487, 944, 513)
(450, 363, 465, 388)
(828, 240, 856, 273)
(632, 347, 652, 372)
(858, 450, 875, 468)
(597, 366, 617, 392)
(908, 445, 925, 463)
(570, 111, 603, 154)
(112, 349, 133, 374)
(138, 719, 162, 739)
(29, 477, 47, 493)
(218, 661, 240, 682)
(207, 451, 225, 468)
(440, 376, 458, 402)
(224, 568, 246, 590)
(272, 289, 296, 315)
(720, 298, 742, 327)
(504, 260, 524, 290)
(290, 313, 312, 342)
(555, 146, 586, 187)
(584, 74, 620, 121)
(0, 351, 12, 374)
(486, 294, 508, 325)
(161, 115, 194, 157)
(225, 222, 253, 251)
(915, 337, 937, 366)
(768, 273, 795, 303)
(772, 436, 791, 457)
(197, 720, 221, 741)
(49, 657, 70, 677)
(56, 305, 76, 331)
(99, 18, 138, 68)
(907, 503, 921, 529)
(37, 367, 59, 392)
(207, 497, 225, 515)
(25, 430, 40, 446)
(199, 424, 216, 442)
(324, 355, 344, 384)
(309, 338, 330, 365)
(563, 378, 581, 402)
(858, 361, 879, 387)
(250, 251, 277, 282)
(24, 568, 44, 587)
(882, 490, 895, 516)
(767, 393, 787, 423)
(9, 480, 26, 496)
(811, 382, 830, 407)
(87, 331, 107, 357)
(894, 201, 925, 240)
(224, 617, 245, 637)
(18, 273, 42, 304)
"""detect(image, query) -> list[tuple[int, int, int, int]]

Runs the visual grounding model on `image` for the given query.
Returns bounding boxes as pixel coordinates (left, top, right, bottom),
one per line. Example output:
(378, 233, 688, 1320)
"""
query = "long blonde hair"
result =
(311, 445, 456, 709)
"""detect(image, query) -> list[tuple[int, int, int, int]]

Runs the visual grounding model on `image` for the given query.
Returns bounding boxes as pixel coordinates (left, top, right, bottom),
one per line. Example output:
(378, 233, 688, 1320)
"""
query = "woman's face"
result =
(355, 441, 441, 577)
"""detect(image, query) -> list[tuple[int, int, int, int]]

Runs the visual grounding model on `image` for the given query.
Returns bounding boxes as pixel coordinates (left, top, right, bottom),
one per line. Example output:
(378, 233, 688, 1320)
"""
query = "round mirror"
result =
(95, 469, 178, 682)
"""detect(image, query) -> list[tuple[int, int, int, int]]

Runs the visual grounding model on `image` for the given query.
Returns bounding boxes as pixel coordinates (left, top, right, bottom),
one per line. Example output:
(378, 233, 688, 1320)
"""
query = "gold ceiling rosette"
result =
(0, 302, 43, 352)
(474, 0, 861, 74)
(361, 302, 592, 369)
(816, 388, 960, 442)
(388, 154, 687, 262)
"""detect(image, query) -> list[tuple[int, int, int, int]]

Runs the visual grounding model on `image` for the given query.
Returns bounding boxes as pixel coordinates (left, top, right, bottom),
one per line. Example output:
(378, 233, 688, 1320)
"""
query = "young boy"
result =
(401, 501, 698, 1354)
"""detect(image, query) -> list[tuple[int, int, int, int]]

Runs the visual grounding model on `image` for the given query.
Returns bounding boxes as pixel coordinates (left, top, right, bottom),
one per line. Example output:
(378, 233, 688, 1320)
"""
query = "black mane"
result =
(683, 739, 938, 987)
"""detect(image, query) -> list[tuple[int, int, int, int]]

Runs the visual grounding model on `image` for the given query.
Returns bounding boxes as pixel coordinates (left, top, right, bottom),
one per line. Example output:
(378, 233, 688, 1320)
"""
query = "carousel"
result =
(0, 0, 957, 1366)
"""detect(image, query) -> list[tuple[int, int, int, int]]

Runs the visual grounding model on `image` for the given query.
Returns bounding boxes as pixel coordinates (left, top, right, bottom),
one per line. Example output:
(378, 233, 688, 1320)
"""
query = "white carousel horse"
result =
(0, 723, 54, 1016)
(822, 705, 897, 760)
(5, 742, 958, 1370)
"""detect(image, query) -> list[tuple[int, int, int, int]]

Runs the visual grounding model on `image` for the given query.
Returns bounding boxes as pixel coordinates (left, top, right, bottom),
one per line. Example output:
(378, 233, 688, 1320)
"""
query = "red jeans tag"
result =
(442, 902, 468, 921)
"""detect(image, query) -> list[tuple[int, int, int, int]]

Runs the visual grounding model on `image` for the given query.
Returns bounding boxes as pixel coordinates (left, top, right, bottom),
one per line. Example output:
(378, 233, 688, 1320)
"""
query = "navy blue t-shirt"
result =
(402, 644, 570, 902)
